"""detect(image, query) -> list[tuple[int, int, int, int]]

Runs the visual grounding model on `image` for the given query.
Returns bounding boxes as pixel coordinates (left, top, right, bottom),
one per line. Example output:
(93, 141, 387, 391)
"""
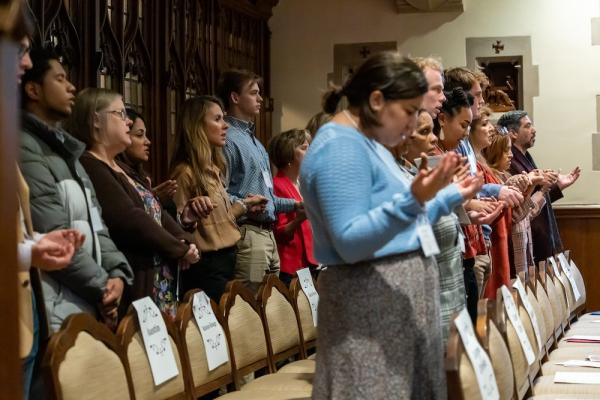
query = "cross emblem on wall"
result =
(492, 40, 505, 54)
(359, 46, 371, 59)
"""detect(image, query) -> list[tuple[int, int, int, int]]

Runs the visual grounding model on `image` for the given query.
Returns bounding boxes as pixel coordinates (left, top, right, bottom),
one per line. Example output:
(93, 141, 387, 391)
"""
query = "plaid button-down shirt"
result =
(224, 116, 295, 223)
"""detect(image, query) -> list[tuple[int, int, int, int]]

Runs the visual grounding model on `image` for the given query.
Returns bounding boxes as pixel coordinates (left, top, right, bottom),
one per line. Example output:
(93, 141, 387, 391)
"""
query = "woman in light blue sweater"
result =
(300, 52, 482, 400)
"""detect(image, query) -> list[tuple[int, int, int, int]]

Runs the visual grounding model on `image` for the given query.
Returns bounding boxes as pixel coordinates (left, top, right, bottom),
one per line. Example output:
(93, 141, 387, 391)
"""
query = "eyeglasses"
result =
(104, 109, 128, 121)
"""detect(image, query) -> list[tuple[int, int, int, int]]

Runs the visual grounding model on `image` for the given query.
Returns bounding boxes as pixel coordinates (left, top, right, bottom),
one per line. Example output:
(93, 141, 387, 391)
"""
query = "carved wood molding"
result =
(395, 0, 463, 13)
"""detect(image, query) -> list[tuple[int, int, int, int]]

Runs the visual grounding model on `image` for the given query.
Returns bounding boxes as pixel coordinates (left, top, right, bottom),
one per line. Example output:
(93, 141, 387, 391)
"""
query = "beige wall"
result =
(270, 0, 600, 204)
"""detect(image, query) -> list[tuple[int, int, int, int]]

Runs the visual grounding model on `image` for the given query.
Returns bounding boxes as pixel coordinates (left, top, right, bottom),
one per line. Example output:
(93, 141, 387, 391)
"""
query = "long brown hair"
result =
(482, 131, 511, 172)
(169, 95, 226, 195)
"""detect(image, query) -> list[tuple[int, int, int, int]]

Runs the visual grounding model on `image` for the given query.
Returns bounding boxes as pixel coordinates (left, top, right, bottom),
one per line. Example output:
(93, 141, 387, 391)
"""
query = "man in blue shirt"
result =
(217, 69, 302, 291)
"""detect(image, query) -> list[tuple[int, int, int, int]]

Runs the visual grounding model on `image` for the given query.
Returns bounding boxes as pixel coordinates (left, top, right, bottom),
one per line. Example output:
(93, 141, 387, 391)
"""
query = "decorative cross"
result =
(492, 40, 505, 54)
(359, 46, 371, 59)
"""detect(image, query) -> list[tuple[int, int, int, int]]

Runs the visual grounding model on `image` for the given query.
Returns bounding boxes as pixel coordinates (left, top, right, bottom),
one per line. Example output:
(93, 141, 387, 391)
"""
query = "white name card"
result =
(558, 253, 582, 302)
(555, 360, 600, 368)
(417, 215, 440, 257)
(192, 291, 229, 371)
(549, 256, 560, 278)
(549, 257, 570, 311)
(501, 286, 536, 365)
(566, 335, 600, 342)
(513, 278, 543, 352)
(297, 268, 318, 326)
(554, 371, 600, 385)
(132, 297, 179, 386)
(454, 308, 500, 400)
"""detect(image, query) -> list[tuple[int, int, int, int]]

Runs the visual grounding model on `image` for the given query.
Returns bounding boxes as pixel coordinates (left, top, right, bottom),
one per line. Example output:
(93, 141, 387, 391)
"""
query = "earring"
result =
(439, 127, 445, 141)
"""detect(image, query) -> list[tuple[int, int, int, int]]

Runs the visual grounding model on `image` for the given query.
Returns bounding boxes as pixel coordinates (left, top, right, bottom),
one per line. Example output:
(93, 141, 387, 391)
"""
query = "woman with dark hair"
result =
(268, 129, 317, 286)
(66, 88, 200, 319)
(300, 51, 481, 399)
(170, 95, 266, 302)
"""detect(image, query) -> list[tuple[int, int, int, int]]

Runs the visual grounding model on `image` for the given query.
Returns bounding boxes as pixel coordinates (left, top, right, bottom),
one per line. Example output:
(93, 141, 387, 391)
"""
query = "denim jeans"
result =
(21, 293, 39, 400)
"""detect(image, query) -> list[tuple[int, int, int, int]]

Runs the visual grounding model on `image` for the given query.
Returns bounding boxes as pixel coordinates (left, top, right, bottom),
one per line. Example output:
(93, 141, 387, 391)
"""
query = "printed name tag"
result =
(192, 291, 228, 371)
(512, 278, 543, 352)
(262, 170, 273, 189)
(417, 215, 440, 257)
(454, 308, 500, 400)
(132, 297, 179, 385)
(458, 230, 466, 254)
(558, 253, 582, 302)
(90, 207, 104, 233)
(554, 372, 600, 385)
(549, 257, 571, 311)
(297, 268, 318, 327)
(501, 286, 536, 366)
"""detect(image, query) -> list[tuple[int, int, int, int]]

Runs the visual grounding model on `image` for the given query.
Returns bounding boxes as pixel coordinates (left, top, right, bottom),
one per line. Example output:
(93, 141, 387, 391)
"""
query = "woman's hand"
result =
(506, 173, 530, 193)
(467, 201, 504, 225)
(411, 152, 461, 204)
(244, 194, 268, 214)
(153, 180, 178, 204)
(182, 243, 200, 268)
(455, 174, 483, 201)
(187, 196, 215, 219)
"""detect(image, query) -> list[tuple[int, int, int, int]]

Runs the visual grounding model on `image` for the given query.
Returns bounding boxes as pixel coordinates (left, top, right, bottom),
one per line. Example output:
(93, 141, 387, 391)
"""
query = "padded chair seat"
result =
(241, 373, 313, 394)
(307, 353, 316, 360)
(217, 390, 311, 399)
(277, 359, 316, 374)
(532, 374, 600, 395)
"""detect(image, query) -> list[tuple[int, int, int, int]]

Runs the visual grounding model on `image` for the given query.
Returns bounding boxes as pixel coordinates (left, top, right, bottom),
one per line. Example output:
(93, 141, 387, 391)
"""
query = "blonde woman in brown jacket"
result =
(170, 96, 266, 301)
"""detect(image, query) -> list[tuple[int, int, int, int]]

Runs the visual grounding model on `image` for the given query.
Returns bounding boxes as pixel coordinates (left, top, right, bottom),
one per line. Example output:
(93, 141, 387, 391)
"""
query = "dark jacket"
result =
(79, 153, 191, 300)
(20, 112, 133, 331)
(509, 145, 563, 263)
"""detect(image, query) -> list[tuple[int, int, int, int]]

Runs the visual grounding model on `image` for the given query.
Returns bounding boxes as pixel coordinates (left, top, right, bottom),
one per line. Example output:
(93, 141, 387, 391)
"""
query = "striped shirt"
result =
(224, 116, 295, 223)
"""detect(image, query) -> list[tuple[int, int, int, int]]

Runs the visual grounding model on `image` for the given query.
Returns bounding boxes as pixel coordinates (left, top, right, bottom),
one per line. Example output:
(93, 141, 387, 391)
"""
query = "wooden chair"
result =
(116, 308, 190, 400)
(475, 299, 515, 400)
(534, 266, 556, 353)
(289, 277, 317, 359)
(540, 260, 565, 341)
(42, 313, 134, 400)
(174, 289, 233, 398)
(256, 274, 314, 374)
(218, 280, 313, 396)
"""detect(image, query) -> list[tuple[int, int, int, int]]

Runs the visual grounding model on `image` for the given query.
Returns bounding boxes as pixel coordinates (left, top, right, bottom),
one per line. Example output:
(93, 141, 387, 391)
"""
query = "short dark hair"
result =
(126, 107, 143, 123)
(20, 46, 60, 107)
(433, 87, 473, 136)
(322, 51, 428, 130)
(497, 110, 528, 133)
(444, 67, 478, 92)
(268, 128, 312, 169)
(216, 69, 263, 110)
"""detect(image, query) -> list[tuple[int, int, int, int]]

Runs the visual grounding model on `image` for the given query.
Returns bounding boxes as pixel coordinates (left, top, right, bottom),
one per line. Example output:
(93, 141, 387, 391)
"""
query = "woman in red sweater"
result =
(268, 129, 317, 285)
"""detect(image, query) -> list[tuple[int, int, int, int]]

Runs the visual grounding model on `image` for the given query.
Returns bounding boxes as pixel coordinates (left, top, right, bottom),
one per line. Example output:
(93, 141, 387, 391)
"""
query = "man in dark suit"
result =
(498, 110, 581, 263)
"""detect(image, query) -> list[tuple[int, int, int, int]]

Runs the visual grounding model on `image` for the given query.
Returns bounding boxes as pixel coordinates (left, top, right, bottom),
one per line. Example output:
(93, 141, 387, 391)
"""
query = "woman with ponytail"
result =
(300, 51, 482, 399)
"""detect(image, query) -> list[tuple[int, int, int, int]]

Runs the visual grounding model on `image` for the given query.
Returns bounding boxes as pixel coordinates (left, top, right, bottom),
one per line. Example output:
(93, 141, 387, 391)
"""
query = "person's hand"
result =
(467, 202, 505, 225)
(498, 185, 524, 207)
(411, 152, 460, 204)
(244, 194, 268, 214)
(183, 243, 200, 265)
(466, 198, 497, 214)
(455, 174, 483, 201)
(31, 237, 75, 271)
(294, 201, 304, 211)
(152, 180, 178, 204)
(506, 173, 530, 193)
(187, 196, 216, 219)
(295, 208, 307, 222)
(453, 162, 471, 183)
(102, 278, 124, 309)
(528, 170, 545, 186)
(557, 166, 581, 190)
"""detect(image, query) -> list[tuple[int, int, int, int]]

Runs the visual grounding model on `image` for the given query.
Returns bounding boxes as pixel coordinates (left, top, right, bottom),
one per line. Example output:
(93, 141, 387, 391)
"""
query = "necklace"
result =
(342, 109, 360, 130)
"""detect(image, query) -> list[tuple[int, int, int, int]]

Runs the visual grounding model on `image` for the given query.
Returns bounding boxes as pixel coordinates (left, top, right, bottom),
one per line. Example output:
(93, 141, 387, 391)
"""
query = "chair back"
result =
(116, 308, 189, 400)
(220, 280, 271, 389)
(42, 313, 134, 400)
(541, 261, 565, 338)
(175, 290, 232, 398)
(290, 277, 317, 354)
(257, 274, 304, 370)
(476, 299, 515, 400)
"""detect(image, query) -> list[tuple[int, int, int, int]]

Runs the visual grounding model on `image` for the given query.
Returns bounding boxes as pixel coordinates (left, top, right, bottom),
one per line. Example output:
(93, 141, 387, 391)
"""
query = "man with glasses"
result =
(19, 46, 133, 341)
(499, 110, 581, 263)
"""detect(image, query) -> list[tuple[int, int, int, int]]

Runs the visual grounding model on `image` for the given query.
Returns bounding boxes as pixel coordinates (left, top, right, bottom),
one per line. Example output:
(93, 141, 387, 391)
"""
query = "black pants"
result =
(180, 246, 236, 303)
(463, 257, 478, 323)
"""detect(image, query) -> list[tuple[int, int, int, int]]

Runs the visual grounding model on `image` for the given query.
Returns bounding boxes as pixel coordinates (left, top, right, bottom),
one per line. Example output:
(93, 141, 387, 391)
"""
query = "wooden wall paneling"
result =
(555, 206, 600, 311)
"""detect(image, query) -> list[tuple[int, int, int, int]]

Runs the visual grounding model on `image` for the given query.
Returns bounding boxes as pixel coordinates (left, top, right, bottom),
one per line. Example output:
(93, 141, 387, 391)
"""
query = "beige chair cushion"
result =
(266, 289, 301, 354)
(506, 319, 530, 393)
(570, 263, 587, 309)
(241, 373, 314, 394)
(545, 279, 565, 331)
(458, 346, 483, 400)
(58, 332, 130, 400)
(297, 291, 316, 343)
(527, 286, 548, 348)
(536, 283, 556, 344)
(533, 374, 600, 395)
(488, 322, 515, 400)
(228, 295, 268, 369)
(184, 319, 231, 387)
(277, 359, 316, 374)
(560, 272, 577, 314)
(127, 332, 185, 400)
(217, 391, 311, 399)
(307, 353, 316, 360)
(551, 277, 569, 325)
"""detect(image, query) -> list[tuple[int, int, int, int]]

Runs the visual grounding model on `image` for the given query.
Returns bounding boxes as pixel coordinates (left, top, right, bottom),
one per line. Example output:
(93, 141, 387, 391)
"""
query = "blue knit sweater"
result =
(300, 122, 464, 265)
